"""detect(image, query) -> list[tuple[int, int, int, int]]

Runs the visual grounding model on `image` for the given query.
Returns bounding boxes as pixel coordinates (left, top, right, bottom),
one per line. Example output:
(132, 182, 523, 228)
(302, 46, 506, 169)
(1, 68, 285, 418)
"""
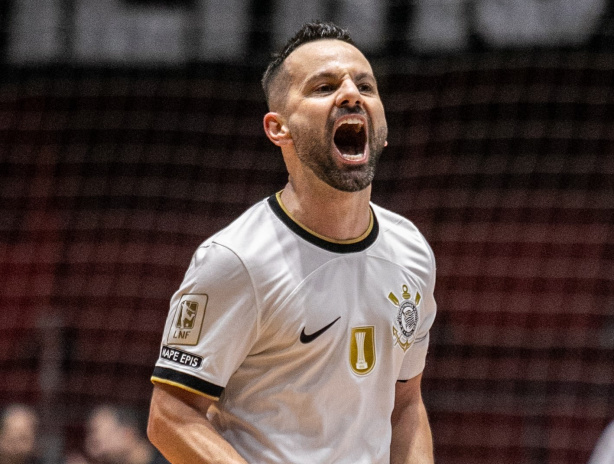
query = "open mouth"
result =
(333, 117, 367, 162)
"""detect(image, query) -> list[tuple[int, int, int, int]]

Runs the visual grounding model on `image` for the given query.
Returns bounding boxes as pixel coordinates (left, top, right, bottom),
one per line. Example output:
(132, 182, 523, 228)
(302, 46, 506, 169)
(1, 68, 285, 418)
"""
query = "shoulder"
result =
(369, 203, 437, 293)
(371, 203, 435, 261)
(185, 196, 294, 290)
(372, 203, 421, 233)
(205, 197, 282, 257)
(590, 421, 614, 463)
(183, 200, 275, 287)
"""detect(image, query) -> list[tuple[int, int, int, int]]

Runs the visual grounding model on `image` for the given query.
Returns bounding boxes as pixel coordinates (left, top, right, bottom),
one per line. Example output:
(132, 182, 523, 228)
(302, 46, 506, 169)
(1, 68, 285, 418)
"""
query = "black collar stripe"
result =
(267, 194, 379, 253)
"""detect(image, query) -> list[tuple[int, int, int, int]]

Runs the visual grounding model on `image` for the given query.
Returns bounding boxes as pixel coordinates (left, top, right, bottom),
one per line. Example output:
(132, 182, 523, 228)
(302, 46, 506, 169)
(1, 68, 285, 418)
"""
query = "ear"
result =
(263, 112, 292, 146)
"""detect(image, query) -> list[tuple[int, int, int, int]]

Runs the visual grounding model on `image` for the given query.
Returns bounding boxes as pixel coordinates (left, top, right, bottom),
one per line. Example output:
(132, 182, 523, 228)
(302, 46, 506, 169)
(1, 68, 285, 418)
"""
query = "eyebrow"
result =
(302, 70, 376, 90)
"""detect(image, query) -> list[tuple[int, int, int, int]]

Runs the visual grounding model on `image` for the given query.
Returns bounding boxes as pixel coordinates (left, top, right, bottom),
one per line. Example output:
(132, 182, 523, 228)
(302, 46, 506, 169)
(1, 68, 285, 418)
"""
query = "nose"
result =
(335, 79, 363, 109)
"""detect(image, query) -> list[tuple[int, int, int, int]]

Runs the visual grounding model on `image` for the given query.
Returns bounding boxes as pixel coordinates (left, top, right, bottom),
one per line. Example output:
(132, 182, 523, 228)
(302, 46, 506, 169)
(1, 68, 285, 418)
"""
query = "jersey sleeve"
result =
(398, 240, 437, 381)
(151, 241, 258, 400)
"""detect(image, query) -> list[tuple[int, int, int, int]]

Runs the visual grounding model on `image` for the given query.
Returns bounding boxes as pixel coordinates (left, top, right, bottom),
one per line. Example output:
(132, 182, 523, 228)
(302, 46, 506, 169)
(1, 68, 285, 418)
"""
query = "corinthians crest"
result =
(388, 285, 420, 352)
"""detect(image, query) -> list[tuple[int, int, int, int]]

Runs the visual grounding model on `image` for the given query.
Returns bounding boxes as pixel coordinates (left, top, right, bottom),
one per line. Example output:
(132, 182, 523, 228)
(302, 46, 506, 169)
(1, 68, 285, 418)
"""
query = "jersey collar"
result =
(267, 192, 379, 253)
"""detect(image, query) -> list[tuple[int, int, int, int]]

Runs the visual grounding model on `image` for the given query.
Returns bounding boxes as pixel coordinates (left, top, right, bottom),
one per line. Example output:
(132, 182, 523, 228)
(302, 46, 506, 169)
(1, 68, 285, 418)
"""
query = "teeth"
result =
(339, 118, 364, 131)
(342, 153, 364, 161)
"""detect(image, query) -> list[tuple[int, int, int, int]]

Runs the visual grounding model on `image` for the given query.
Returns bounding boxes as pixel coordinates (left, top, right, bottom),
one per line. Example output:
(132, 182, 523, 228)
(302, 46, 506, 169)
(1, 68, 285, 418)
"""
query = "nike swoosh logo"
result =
(300, 317, 341, 344)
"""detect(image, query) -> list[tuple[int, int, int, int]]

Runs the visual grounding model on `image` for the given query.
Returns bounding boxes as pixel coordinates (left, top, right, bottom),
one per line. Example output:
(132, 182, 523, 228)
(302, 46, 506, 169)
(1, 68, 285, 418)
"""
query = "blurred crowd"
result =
(2, 401, 612, 464)
(0, 403, 169, 464)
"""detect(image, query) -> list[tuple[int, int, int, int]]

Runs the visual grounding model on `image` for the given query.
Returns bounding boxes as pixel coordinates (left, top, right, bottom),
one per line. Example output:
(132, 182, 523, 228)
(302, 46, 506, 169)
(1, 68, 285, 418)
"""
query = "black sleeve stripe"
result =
(151, 366, 224, 399)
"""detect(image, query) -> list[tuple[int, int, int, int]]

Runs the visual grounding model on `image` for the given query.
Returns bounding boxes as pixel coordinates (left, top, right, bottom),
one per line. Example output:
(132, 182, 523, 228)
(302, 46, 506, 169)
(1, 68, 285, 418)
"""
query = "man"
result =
(148, 21, 437, 464)
(0, 404, 39, 464)
(84, 405, 169, 464)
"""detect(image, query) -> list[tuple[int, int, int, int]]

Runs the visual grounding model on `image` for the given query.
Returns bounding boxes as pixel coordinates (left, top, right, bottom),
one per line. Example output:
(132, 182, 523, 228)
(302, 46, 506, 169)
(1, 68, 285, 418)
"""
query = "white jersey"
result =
(152, 193, 437, 464)
(588, 421, 614, 464)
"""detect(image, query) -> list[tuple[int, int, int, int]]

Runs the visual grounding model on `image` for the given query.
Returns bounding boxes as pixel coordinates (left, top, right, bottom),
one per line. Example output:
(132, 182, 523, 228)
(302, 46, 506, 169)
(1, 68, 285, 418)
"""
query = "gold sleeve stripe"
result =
(151, 376, 220, 402)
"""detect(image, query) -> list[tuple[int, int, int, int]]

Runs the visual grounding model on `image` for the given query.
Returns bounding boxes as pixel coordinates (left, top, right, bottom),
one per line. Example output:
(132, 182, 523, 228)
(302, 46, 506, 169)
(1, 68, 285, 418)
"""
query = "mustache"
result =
(331, 106, 367, 118)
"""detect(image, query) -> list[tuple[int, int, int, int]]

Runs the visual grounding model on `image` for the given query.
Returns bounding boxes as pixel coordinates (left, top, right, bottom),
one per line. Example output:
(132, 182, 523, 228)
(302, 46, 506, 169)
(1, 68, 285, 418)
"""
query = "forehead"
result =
(284, 39, 374, 83)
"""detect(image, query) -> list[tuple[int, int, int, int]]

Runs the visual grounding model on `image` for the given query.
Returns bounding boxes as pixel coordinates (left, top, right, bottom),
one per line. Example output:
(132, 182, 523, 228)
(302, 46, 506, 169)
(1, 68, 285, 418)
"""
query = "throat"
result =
(279, 186, 373, 241)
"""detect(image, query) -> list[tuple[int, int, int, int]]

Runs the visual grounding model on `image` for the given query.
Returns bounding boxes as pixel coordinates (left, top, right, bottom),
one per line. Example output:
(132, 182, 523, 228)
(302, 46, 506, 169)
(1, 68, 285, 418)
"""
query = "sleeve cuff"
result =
(151, 366, 224, 400)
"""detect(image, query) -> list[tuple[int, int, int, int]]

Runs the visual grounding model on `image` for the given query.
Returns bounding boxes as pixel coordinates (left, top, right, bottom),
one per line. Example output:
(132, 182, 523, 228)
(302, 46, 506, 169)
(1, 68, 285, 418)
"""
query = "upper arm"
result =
(148, 383, 215, 440)
(393, 373, 424, 419)
(390, 373, 433, 463)
(147, 383, 249, 464)
(151, 382, 215, 416)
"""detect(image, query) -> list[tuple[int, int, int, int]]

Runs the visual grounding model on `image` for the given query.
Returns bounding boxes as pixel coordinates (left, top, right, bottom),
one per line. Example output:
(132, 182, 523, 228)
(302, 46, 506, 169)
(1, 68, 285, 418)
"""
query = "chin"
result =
(322, 167, 375, 192)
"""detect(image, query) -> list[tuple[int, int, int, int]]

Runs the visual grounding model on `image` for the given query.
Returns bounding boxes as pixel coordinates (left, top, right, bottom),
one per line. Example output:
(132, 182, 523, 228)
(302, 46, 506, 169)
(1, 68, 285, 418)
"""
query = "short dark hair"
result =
(261, 21, 355, 107)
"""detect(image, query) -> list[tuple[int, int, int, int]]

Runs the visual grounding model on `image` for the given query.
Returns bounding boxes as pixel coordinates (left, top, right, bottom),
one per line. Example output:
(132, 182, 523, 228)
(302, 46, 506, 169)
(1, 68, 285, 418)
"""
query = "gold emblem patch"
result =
(350, 326, 376, 376)
(167, 294, 208, 346)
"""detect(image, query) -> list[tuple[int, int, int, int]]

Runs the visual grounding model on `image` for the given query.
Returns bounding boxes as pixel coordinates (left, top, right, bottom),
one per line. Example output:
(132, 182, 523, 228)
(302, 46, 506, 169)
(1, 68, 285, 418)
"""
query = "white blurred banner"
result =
(6, 0, 609, 64)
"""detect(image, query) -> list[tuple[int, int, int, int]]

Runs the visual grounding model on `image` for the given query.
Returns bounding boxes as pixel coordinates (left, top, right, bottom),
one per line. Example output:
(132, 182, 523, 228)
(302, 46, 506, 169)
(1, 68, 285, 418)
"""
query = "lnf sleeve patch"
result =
(167, 293, 208, 346)
(160, 345, 204, 369)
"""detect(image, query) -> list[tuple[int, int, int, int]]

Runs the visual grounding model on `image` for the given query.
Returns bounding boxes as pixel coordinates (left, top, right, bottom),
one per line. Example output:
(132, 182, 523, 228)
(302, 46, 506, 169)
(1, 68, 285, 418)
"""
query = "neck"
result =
(280, 177, 372, 241)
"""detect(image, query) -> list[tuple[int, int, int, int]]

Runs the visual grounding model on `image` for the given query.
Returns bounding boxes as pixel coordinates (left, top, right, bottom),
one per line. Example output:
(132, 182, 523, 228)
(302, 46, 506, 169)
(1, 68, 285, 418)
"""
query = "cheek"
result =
(289, 113, 328, 141)
(290, 100, 331, 123)
(371, 103, 387, 127)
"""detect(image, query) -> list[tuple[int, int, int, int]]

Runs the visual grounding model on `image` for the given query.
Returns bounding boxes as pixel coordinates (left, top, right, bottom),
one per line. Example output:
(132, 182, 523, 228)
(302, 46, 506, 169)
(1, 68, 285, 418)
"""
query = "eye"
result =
(315, 84, 335, 94)
(358, 83, 375, 93)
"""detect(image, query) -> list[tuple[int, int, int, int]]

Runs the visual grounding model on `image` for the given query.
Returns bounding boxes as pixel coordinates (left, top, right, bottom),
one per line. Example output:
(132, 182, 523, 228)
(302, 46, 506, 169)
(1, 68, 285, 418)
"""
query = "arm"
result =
(390, 373, 434, 464)
(147, 383, 248, 464)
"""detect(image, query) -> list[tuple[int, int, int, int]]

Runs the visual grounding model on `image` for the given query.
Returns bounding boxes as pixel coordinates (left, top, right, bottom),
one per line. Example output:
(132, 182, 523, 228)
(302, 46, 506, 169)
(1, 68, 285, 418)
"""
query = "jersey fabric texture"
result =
(151, 193, 437, 464)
